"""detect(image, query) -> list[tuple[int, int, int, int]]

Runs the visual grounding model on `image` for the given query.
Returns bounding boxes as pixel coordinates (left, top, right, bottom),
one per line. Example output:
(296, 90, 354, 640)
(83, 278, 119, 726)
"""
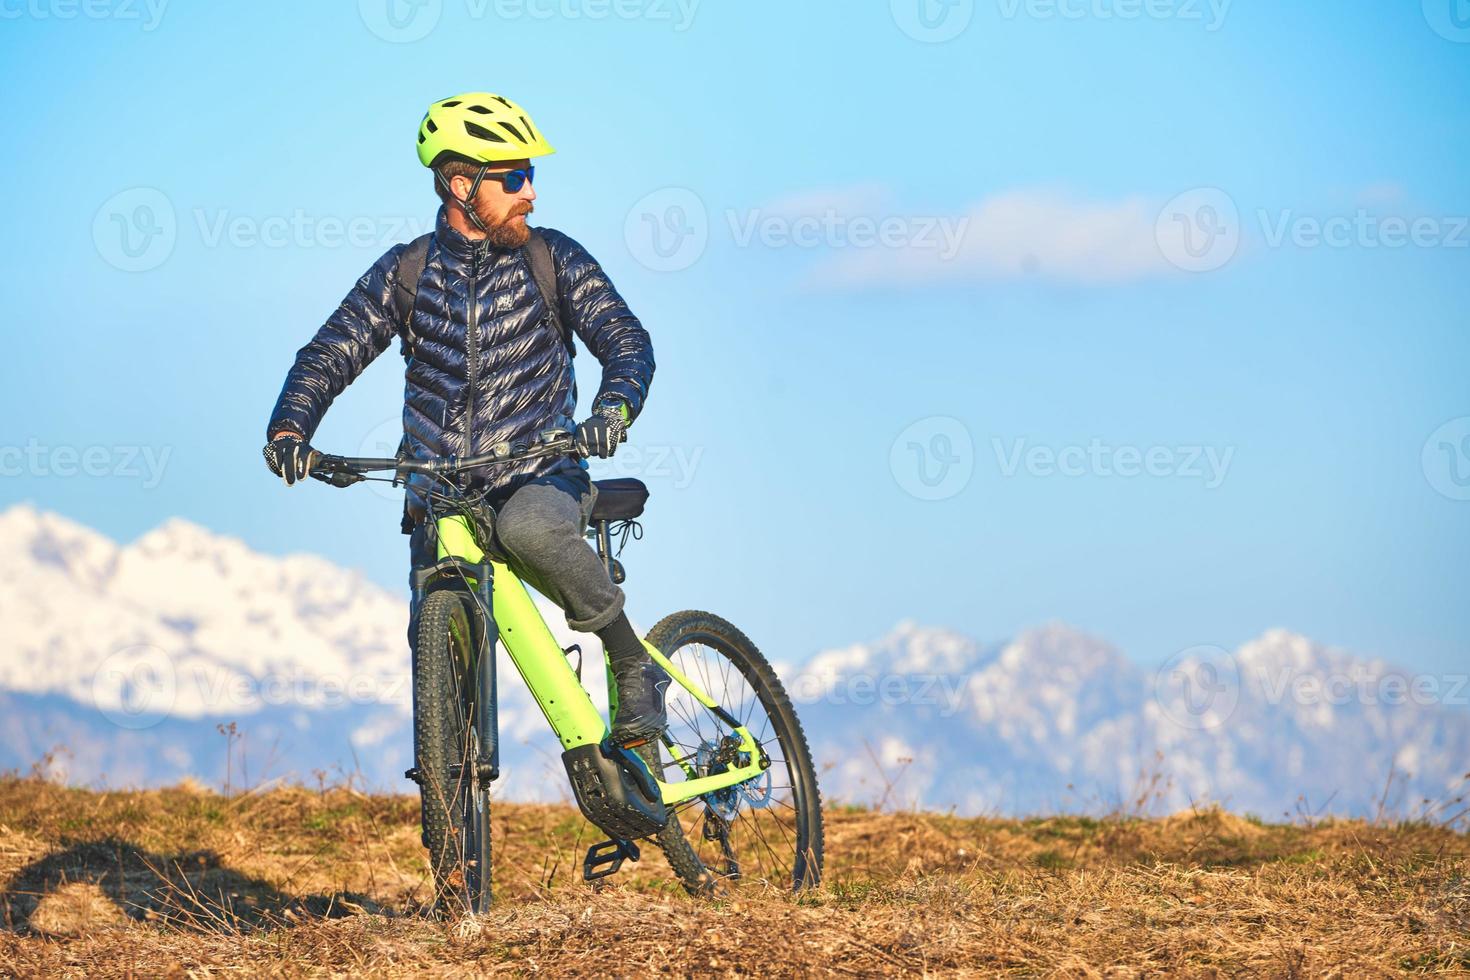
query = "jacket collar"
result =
(433, 204, 517, 262)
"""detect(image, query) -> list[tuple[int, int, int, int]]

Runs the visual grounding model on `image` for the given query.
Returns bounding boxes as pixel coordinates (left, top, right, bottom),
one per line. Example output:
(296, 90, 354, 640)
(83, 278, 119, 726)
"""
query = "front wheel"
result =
(413, 590, 492, 915)
(639, 611, 824, 894)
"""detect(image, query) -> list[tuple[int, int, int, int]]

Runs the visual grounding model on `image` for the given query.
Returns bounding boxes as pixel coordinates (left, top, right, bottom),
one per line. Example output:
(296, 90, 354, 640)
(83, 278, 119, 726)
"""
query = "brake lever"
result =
(309, 468, 365, 488)
(306, 456, 366, 488)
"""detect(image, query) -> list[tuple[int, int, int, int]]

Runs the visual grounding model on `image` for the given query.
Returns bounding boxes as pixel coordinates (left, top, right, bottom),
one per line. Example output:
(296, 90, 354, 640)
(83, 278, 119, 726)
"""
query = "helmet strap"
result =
(436, 164, 491, 234)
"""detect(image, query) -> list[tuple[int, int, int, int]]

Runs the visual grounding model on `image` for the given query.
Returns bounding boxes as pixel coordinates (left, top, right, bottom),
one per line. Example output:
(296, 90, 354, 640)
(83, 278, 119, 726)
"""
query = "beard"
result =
(479, 201, 534, 248)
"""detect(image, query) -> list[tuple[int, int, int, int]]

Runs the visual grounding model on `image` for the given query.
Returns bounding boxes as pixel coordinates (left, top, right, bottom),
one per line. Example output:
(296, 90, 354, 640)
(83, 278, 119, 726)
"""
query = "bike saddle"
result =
(589, 478, 648, 523)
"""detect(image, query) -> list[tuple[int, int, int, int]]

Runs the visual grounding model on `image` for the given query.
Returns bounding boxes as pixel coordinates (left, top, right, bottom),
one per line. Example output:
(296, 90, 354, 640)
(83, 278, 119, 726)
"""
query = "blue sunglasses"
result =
(480, 165, 534, 193)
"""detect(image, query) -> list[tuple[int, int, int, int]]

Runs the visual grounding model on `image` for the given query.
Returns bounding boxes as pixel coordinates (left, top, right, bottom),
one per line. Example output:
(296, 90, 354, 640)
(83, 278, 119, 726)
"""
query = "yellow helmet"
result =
(416, 93, 555, 168)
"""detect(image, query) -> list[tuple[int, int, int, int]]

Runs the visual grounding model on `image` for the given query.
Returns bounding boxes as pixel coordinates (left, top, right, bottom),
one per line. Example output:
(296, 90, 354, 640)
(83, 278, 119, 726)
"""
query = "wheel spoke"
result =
(735, 806, 791, 884)
(645, 618, 821, 896)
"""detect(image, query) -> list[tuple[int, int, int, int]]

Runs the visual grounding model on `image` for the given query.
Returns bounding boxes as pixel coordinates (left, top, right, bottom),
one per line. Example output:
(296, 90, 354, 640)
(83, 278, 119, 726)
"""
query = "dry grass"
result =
(0, 775, 1466, 977)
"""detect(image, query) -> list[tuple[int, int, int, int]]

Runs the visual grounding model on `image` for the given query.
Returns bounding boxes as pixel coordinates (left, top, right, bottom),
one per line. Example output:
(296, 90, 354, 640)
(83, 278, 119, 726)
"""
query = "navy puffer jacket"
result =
(267, 207, 654, 509)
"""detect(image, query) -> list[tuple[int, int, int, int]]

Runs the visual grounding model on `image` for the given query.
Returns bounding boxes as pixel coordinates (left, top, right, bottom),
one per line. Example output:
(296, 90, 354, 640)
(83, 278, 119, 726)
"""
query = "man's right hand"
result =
(263, 432, 318, 486)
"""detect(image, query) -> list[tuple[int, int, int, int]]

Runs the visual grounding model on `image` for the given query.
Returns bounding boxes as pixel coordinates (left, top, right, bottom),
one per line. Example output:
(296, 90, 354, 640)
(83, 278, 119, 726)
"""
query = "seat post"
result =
(594, 520, 613, 578)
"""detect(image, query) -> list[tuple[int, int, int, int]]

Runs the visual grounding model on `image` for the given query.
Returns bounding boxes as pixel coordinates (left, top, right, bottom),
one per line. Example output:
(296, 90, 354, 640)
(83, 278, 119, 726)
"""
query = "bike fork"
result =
(471, 566, 500, 783)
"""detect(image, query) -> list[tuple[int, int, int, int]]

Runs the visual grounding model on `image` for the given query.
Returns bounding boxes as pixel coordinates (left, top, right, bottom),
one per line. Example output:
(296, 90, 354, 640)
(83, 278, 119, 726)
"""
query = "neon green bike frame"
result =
(435, 515, 764, 805)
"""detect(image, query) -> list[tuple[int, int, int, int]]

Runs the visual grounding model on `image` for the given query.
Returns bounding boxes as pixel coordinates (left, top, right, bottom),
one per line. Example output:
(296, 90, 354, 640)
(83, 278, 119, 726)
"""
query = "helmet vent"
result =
(426, 118, 438, 133)
(466, 104, 494, 115)
(418, 131, 426, 144)
(498, 121, 526, 142)
(441, 100, 461, 107)
(518, 115, 537, 139)
(492, 96, 512, 107)
(464, 121, 509, 143)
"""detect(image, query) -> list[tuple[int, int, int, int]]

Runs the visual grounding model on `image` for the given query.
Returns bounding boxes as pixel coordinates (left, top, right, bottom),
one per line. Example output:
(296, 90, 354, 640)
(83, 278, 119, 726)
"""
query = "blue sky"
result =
(1, 1, 1467, 675)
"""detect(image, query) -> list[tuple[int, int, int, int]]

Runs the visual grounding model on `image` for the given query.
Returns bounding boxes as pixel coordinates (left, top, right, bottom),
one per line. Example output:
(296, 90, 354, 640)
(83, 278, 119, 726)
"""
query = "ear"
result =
(449, 173, 474, 203)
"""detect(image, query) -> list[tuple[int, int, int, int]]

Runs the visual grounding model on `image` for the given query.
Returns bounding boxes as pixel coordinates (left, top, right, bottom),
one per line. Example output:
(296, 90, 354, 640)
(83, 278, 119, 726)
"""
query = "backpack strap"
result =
(393, 230, 573, 359)
(525, 228, 575, 357)
(393, 233, 433, 358)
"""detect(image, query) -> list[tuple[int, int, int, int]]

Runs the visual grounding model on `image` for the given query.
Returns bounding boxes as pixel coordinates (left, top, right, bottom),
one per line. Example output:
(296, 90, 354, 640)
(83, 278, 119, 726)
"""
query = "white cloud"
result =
(773, 186, 1180, 289)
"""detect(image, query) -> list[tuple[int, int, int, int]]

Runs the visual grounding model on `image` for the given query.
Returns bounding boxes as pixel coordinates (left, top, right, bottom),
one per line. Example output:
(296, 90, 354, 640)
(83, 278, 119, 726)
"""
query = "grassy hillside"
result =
(1, 775, 1466, 976)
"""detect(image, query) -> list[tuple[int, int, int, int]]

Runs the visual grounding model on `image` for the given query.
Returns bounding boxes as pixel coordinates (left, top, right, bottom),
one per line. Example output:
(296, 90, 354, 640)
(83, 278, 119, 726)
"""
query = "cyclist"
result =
(262, 93, 666, 748)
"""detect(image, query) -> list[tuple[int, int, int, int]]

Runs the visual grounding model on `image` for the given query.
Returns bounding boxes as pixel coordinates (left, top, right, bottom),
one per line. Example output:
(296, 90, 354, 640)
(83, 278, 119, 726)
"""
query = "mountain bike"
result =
(308, 430, 823, 913)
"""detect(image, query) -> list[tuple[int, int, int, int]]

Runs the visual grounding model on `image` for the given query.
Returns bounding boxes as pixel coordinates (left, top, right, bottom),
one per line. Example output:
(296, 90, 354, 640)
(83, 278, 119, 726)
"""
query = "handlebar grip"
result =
(313, 452, 358, 476)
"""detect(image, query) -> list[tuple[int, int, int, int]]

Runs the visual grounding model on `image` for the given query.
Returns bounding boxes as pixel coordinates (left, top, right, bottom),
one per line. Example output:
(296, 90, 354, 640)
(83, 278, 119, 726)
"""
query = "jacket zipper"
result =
(464, 247, 480, 456)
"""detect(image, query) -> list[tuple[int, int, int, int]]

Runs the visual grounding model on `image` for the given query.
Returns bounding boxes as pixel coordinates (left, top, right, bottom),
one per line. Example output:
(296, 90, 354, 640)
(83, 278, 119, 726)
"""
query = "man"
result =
(262, 92, 665, 746)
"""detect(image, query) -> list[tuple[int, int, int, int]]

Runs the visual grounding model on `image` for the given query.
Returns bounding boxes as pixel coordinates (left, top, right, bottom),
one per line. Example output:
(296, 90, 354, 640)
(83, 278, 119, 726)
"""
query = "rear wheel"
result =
(639, 611, 823, 894)
(413, 590, 492, 914)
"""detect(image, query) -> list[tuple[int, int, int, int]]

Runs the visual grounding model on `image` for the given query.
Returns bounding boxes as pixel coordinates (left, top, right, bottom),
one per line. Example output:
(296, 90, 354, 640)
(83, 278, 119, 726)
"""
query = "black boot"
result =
(597, 612, 669, 746)
(610, 660, 670, 747)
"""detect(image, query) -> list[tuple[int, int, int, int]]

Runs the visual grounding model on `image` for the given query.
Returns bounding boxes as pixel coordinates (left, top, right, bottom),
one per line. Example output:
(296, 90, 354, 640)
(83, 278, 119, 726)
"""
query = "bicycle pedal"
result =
(583, 838, 640, 882)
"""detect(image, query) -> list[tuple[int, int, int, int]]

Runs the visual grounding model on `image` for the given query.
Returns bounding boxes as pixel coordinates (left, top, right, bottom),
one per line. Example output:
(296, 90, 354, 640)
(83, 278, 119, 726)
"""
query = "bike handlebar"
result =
(308, 429, 583, 487)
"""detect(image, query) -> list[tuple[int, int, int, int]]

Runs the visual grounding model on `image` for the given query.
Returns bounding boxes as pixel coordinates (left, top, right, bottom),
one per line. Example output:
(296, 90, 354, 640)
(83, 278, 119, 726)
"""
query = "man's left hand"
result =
(576, 401, 629, 458)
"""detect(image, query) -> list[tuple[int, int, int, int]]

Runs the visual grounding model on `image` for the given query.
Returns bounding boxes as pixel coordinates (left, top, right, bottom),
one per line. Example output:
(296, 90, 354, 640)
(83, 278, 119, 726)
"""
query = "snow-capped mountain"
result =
(2, 504, 1466, 818)
(790, 622, 1470, 817)
(0, 503, 603, 797)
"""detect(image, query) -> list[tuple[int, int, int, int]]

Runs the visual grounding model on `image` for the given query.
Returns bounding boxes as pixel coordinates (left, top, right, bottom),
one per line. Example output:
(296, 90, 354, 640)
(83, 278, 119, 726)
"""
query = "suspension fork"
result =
(470, 563, 499, 781)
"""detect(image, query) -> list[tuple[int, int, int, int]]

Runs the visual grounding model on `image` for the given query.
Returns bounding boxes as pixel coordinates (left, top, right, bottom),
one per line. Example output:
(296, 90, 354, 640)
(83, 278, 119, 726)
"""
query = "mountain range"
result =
(2, 503, 1465, 819)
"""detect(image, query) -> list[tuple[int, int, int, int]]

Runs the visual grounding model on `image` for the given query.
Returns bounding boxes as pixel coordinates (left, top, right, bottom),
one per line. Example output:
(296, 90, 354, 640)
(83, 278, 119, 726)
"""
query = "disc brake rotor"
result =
(737, 767, 773, 809)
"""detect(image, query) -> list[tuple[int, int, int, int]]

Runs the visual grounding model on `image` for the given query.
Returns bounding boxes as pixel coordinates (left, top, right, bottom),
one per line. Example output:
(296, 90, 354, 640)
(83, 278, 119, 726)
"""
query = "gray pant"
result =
(492, 471, 626, 632)
(407, 468, 624, 640)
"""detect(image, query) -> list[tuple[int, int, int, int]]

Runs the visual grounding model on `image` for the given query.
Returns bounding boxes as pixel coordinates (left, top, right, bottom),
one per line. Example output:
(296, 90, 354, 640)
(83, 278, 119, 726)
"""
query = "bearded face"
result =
(479, 196, 534, 248)
(440, 158, 538, 247)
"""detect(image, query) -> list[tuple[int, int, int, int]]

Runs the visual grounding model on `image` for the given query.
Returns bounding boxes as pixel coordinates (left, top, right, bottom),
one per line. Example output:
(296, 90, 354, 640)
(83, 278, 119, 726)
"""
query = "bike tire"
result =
(641, 610, 824, 894)
(413, 589, 492, 914)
